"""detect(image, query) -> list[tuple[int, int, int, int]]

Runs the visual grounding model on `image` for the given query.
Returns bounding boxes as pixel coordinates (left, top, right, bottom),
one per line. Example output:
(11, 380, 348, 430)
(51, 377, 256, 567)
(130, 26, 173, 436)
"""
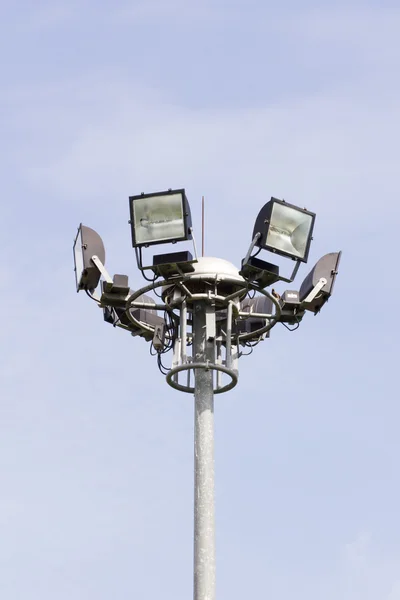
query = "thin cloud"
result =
(19, 3, 76, 31)
(344, 531, 371, 568)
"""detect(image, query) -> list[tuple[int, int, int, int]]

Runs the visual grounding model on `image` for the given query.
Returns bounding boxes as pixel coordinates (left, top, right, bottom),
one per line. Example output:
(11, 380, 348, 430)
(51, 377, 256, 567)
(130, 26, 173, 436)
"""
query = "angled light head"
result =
(129, 188, 192, 248)
(299, 251, 342, 314)
(253, 197, 315, 262)
(73, 224, 105, 292)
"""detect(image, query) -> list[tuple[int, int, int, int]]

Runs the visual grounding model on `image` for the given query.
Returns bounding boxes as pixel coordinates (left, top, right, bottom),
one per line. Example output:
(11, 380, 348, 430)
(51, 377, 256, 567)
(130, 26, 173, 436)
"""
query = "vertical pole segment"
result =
(193, 300, 216, 600)
(202, 196, 205, 257)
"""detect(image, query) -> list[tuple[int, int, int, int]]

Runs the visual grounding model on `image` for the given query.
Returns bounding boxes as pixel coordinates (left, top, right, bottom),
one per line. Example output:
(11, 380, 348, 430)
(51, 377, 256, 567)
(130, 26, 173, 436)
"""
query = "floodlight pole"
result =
(193, 299, 216, 600)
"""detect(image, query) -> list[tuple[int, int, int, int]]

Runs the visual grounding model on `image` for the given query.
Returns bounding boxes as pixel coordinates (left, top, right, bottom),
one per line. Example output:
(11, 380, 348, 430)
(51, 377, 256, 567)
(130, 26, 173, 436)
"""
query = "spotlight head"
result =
(129, 188, 192, 248)
(253, 197, 315, 262)
(300, 251, 342, 314)
(73, 224, 105, 292)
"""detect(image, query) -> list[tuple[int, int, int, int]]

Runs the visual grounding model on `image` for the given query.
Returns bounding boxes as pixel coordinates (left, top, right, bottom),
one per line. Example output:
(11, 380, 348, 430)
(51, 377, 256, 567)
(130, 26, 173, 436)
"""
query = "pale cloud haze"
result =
(0, 1, 399, 599)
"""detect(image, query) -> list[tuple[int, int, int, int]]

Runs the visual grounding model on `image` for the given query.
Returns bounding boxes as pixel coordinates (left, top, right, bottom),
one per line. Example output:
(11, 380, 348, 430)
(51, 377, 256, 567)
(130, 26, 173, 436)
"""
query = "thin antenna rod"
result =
(202, 196, 205, 257)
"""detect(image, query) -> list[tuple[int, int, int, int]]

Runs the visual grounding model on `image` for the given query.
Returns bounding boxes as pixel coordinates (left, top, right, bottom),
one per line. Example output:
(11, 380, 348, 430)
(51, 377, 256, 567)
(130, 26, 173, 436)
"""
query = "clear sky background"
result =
(1, 1, 400, 598)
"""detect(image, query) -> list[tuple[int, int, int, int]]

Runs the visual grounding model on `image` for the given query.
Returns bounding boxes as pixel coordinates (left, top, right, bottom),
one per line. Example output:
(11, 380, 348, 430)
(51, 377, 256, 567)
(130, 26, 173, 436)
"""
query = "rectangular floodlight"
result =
(299, 251, 342, 314)
(253, 198, 315, 262)
(129, 189, 192, 248)
(73, 224, 106, 292)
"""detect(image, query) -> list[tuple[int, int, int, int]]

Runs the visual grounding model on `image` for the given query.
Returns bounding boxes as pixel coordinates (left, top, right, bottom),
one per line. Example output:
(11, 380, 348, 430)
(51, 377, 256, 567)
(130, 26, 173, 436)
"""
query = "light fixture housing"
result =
(299, 251, 342, 314)
(100, 274, 130, 307)
(253, 197, 315, 262)
(236, 295, 274, 337)
(278, 290, 305, 324)
(152, 250, 196, 278)
(102, 282, 165, 341)
(240, 256, 280, 288)
(73, 224, 106, 292)
(129, 188, 192, 248)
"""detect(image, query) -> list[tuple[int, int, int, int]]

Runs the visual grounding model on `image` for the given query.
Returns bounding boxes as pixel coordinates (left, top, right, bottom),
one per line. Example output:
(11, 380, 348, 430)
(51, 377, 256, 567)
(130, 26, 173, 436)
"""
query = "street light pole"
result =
(74, 189, 340, 599)
(193, 299, 216, 600)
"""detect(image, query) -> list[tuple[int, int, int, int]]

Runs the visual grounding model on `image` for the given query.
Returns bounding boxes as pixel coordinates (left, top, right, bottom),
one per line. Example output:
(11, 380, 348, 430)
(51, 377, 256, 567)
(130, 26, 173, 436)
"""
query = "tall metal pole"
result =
(202, 196, 205, 257)
(193, 300, 216, 600)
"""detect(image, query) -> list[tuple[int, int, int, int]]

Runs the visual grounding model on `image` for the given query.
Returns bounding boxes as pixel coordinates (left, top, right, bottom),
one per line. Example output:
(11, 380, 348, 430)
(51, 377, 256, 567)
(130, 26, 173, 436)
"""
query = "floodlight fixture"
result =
(129, 188, 192, 248)
(73, 224, 106, 292)
(252, 197, 315, 262)
(300, 251, 342, 314)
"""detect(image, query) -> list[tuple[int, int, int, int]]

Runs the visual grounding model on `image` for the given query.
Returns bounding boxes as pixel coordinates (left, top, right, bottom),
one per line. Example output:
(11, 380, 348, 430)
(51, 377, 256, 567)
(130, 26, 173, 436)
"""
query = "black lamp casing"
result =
(240, 256, 280, 288)
(252, 197, 316, 263)
(152, 251, 195, 278)
(300, 251, 342, 314)
(279, 290, 305, 324)
(129, 188, 193, 248)
(73, 224, 106, 292)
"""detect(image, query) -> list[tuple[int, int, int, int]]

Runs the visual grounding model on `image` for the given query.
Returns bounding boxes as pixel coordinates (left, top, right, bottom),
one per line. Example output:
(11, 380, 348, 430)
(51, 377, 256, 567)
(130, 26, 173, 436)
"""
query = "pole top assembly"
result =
(73, 190, 342, 395)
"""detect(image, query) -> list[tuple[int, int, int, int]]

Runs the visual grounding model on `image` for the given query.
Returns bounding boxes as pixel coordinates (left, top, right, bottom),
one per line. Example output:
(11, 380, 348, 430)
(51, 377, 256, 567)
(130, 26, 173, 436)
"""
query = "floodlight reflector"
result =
(73, 224, 106, 292)
(253, 198, 315, 262)
(129, 189, 192, 247)
(299, 251, 342, 314)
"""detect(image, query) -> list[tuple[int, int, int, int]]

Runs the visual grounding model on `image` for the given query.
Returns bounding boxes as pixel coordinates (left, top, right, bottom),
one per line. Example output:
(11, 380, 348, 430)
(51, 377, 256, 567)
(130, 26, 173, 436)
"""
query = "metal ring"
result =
(236, 286, 281, 342)
(124, 276, 281, 344)
(166, 362, 238, 395)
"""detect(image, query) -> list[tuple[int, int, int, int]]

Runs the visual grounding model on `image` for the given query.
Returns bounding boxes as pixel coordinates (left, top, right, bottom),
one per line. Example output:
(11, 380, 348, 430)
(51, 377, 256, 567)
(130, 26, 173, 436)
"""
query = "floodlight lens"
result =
(74, 228, 84, 289)
(133, 193, 185, 245)
(267, 203, 313, 259)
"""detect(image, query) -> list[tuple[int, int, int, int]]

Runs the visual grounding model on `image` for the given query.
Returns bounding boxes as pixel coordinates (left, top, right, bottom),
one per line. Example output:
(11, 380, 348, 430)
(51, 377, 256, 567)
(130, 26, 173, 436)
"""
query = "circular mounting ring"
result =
(237, 285, 281, 342)
(166, 362, 238, 395)
(125, 277, 281, 345)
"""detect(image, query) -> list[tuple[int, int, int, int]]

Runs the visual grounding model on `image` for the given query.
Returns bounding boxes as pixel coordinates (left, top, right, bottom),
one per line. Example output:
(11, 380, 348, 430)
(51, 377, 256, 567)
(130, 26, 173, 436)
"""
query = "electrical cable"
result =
(85, 289, 99, 302)
(244, 337, 262, 348)
(239, 346, 254, 357)
(141, 269, 158, 283)
(281, 314, 301, 332)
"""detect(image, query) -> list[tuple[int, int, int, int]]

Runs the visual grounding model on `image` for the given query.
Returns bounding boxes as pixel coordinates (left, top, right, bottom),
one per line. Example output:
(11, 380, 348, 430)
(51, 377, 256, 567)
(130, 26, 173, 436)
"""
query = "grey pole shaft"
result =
(193, 300, 216, 600)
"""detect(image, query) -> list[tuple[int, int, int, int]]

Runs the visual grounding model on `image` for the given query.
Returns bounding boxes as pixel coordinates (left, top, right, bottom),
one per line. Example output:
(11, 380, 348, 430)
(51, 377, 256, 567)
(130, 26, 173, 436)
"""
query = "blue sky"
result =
(1, 1, 400, 598)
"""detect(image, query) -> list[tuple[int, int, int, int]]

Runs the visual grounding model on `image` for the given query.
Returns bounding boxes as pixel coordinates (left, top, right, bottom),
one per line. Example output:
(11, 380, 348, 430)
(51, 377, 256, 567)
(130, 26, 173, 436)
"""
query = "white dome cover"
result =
(189, 257, 244, 282)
